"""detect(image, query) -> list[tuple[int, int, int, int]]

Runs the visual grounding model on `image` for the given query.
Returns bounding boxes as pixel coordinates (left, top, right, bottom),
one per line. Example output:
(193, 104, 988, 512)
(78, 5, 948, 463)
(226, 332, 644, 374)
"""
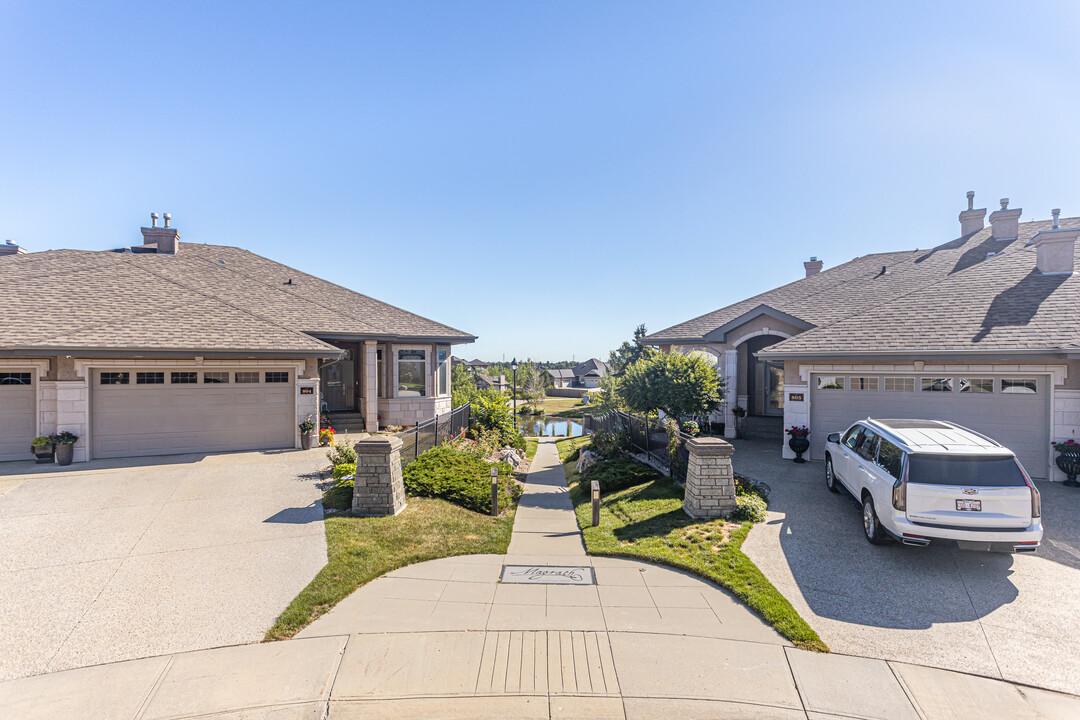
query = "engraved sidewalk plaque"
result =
(500, 565, 595, 585)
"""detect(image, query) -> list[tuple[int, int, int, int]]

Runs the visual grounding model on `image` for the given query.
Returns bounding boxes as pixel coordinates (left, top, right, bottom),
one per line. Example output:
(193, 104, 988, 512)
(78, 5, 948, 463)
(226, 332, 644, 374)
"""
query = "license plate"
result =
(956, 499, 982, 512)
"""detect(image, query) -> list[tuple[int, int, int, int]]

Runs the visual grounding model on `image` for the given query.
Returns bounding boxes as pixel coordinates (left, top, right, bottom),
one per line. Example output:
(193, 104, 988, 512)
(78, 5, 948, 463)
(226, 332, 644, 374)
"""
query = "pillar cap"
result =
(354, 435, 403, 453)
(685, 436, 733, 457)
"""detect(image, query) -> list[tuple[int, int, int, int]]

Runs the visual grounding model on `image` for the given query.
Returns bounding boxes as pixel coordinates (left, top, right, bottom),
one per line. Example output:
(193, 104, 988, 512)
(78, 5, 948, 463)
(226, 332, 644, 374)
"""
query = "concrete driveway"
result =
(735, 438, 1080, 696)
(0, 449, 328, 681)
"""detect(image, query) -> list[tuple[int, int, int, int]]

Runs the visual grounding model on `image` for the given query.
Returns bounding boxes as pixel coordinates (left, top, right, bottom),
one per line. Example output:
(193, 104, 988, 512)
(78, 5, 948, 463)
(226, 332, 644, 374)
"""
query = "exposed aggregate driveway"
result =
(0, 448, 328, 681)
(735, 438, 1080, 697)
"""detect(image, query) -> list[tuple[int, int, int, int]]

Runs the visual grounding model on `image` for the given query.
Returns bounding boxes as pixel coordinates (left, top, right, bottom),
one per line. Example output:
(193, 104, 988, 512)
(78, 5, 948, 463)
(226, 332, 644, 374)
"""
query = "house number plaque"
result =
(788, 392, 804, 402)
(300, 387, 314, 395)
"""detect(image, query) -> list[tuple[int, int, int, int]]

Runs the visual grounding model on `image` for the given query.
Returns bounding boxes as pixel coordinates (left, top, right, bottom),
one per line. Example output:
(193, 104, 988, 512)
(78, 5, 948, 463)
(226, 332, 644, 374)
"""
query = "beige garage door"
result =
(809, 374, 1051, 478)
(91, 368, 295, 459)
(0, 371, 36, 462)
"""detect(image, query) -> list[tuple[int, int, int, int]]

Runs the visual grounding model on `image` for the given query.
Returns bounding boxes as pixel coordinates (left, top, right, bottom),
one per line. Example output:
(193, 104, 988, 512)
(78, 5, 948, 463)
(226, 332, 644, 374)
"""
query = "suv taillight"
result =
(892, 461, 908, 511)
(1017, 459, 1041, 519)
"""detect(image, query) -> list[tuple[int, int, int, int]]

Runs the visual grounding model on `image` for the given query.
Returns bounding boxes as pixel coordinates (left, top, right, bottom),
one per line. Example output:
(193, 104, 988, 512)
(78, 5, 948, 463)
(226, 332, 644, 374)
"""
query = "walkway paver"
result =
(2, 438, 1078, 718)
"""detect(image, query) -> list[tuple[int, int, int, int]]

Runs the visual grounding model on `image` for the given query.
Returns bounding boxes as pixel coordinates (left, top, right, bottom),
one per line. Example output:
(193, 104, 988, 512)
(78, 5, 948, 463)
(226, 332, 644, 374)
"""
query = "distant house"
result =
(475, 374, 510, 392)
(546, 359, 608, 389)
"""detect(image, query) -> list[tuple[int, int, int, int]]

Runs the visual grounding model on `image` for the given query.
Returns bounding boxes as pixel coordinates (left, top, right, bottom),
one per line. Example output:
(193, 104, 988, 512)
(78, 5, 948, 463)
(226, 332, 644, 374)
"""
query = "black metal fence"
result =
(582, 409, 693, 484)
(395, 402, 471, 468)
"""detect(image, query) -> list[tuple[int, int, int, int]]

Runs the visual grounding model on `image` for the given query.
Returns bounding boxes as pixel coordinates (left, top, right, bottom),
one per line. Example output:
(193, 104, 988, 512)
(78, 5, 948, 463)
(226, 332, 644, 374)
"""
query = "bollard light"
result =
(591, 480, 600, 527)
(491, 467, 499, 517)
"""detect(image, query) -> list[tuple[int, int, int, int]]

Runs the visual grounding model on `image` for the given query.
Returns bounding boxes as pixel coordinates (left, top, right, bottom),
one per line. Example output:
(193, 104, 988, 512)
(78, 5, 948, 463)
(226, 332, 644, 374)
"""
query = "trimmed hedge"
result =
(584, 458, 660, 493)
(403, 445, 521, 514)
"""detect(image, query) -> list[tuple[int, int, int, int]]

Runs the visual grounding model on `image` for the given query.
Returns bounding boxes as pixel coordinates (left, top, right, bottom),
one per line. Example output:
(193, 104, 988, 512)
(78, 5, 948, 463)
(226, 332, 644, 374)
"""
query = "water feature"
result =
(518, 414, 584, 437)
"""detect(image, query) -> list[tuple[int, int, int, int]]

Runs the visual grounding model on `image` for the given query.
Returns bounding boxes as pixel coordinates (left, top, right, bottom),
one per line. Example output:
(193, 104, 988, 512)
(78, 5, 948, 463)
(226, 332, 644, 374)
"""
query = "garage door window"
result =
(235, 371, 259, 383)
(0, 372, 32, 385)
(100, 372, 129, 385)
(921, 377, 953, 392)
(136, 372, 164, 384)
(171, 372, 198, 384)
(203, 372, 229, 383)
(265, 371, 290, 383)
(960, 378, 993, 393)
(884, 377, 914, 392)
(1002, 378, 1037, 394)
(850, 377, 879, 391)
(816, 376, 844, 390)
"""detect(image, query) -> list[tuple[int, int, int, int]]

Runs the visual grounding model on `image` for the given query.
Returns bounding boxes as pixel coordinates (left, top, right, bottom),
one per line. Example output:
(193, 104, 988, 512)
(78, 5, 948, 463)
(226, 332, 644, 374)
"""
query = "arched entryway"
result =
(732, 332, 789, 439)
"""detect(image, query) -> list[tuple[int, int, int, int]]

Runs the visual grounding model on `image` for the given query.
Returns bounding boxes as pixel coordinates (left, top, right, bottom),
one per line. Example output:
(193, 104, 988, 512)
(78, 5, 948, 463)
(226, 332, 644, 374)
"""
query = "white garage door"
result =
(809, 374, 1051, 478)
(0, 371, 36, 462)
(92, 368, 295, 459)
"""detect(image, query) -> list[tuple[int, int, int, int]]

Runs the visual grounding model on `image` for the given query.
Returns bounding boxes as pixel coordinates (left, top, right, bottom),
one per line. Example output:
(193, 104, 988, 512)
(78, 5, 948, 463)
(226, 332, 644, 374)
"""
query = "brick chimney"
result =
(0, 239, 26, 257)
(988, 198, 1022, 241)
(803, 257, 823, 277)
(140, 212, 179, 255)
(1029, 208, 1077, 275)
(959, 191, 986, 235)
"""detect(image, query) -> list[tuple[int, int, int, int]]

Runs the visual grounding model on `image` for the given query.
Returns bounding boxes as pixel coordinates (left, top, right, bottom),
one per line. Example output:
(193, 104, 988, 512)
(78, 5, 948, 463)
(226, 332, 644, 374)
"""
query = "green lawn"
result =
(535, 395, 593, 418)
(525, 438, 538, 461)
(555, 437, 827, 652)
(265, 497, 514, 640)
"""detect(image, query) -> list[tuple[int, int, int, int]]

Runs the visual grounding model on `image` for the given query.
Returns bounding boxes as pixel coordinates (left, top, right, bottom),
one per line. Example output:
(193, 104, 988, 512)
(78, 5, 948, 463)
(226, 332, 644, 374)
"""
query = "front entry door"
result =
(763, 362, 784, 416)
(319, 352, 355, 411)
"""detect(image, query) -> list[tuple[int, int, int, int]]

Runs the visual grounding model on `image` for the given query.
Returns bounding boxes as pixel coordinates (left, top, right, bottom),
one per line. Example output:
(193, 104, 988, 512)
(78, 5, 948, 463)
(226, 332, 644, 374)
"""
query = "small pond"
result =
(518, 415, 584, 438)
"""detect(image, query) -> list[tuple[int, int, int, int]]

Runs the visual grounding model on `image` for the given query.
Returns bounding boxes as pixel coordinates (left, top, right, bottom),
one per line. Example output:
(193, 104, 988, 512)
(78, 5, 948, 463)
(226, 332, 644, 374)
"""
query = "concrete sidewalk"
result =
(2, 439, 1078, 719)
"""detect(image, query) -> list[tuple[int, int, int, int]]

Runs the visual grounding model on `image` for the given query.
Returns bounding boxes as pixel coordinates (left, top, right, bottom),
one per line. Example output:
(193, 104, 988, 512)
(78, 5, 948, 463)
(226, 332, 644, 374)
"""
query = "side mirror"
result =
(827, 433, 840, 444)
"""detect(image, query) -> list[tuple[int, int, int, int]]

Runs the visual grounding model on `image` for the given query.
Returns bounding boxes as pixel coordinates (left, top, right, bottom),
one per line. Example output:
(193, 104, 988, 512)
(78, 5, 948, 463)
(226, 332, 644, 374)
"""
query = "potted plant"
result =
(786, 425, 810, 463)
(53, 431, 78, 466)
(1053, 440, 1080, 487)
(31, 435, 54, 464)
(299, 415, 317, 450)
(319, 426, 336, 447)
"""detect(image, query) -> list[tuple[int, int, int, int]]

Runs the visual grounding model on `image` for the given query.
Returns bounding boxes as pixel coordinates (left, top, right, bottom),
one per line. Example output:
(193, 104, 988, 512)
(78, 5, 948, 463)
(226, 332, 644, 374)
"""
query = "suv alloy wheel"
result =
(825, 458, 840, 494)
(862, 495, 888, 545)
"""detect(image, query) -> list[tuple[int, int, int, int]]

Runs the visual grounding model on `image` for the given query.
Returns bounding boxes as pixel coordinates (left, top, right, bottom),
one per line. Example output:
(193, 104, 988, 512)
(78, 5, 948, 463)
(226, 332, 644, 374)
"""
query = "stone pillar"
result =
(683, 436, 736, 519)
(352, 436, 406, 516)
(363, 340, 379, 433)
(723, 349, 738, 439)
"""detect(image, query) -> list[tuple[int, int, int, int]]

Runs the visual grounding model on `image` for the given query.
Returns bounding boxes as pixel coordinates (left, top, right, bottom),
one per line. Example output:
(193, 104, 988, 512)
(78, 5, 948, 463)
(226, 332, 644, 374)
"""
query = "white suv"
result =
(824, 418, 1042, 552)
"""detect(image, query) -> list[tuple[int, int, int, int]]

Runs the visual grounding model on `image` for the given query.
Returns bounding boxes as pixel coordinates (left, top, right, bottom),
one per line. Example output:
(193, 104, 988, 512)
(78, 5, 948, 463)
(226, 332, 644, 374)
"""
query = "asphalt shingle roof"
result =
(644, 218, 1080, 356)
(0, 242, 475, 355)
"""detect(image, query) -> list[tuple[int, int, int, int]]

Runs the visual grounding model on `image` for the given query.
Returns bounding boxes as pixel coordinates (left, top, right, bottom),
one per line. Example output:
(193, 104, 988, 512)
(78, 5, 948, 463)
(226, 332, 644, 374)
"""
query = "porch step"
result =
(740, 415, 783, 441)
(325, 412, 367, 433)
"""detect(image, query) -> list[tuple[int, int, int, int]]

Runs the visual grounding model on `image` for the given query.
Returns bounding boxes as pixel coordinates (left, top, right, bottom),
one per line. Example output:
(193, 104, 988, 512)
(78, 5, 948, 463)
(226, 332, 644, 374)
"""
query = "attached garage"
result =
(91, 368, 295, 459)
(809, 373, 1051, 478)
(0, 371, 36, 462)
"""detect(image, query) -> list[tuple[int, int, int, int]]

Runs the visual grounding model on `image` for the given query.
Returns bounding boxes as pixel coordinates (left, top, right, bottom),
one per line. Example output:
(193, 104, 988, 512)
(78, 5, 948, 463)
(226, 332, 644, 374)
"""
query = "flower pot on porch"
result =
(55, 443, 75, 466)
(788, 436, 810, 464)
(1056, 452, 1080, 487)
(300, 433, 315, 451)
(32, 444, 55, 464)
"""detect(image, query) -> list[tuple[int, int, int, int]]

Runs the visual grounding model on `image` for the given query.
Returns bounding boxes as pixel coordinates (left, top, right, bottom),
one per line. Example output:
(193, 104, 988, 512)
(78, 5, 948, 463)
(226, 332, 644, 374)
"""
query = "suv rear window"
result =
(907, 454, 1026, 487)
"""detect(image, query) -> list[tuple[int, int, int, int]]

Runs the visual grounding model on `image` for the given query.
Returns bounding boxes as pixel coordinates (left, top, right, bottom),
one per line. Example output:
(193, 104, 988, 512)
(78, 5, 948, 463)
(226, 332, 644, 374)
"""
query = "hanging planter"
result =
(786, 425, 810, 463)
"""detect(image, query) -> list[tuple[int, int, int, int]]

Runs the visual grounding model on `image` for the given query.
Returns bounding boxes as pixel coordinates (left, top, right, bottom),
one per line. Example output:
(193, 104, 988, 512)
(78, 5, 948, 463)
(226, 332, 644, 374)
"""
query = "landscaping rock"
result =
(576, 449, 599, 475)
(489, 446, 527, 470)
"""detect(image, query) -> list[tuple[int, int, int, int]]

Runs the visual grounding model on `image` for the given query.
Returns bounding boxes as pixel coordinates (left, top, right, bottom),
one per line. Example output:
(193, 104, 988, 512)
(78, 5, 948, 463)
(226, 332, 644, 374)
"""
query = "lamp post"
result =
(511, 357, 519, 428)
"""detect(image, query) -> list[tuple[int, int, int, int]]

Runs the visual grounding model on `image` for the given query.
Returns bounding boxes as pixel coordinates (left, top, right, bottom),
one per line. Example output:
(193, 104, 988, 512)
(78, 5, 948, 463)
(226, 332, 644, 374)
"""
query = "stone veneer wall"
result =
(682, 436, 737, 519)
(352, 436, 407, 516)
(378, 396, 453, 427)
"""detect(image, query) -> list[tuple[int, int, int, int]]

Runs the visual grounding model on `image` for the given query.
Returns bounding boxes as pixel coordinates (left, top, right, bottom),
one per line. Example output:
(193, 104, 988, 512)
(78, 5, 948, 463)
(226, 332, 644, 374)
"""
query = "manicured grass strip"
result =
(525, 438, 538, 461)
(555, 437, 827, 652)
(537, 395, 590, 417)
(265, 497, 514, 640)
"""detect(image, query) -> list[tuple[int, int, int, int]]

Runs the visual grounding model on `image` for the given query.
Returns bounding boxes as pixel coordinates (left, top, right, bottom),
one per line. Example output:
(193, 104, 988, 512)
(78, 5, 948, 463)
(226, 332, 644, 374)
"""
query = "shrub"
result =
(327, 435, 357, 466)
(736, 475, 769, 501)
(583, 458, 660, 493)
(332, 463, 356, 480)
(590, 429, 629, 459)
(729, 493, 768, 523)
(322, 478, 353, 511)
(403, 445, 521, 514)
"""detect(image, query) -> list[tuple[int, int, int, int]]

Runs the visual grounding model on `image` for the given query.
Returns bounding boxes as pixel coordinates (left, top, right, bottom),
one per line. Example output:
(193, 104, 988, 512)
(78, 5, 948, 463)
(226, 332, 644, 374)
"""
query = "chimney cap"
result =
(5, 239, 14, 246)
(1052, 208, 1061, 229)
(966, 191, 975, 210)
(163, 213, 171, 228)
(1000, 198, 1010, 210)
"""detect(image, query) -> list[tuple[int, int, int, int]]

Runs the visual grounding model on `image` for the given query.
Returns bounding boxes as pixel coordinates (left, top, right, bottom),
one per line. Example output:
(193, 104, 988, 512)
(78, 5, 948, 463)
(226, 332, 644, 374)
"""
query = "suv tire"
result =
(825, 458, 840, 494)
(862, 495, 888, 545)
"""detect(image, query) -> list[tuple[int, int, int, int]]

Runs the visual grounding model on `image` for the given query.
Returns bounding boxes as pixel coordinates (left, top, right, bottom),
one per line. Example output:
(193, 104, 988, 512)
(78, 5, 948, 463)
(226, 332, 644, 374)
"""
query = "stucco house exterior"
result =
(643, 194, 1080, 481)
(0, 217, 474, 463)
(546, 359, 608, 389)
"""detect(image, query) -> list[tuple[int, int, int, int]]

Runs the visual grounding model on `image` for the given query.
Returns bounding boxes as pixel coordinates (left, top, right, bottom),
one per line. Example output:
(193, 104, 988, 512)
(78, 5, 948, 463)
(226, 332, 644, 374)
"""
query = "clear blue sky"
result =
(3, 2, 1079, 362)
